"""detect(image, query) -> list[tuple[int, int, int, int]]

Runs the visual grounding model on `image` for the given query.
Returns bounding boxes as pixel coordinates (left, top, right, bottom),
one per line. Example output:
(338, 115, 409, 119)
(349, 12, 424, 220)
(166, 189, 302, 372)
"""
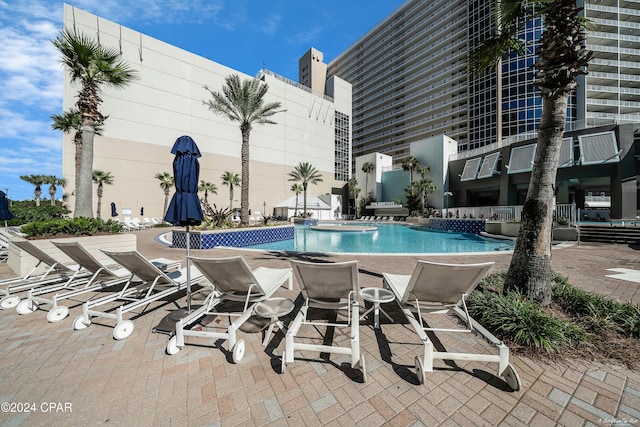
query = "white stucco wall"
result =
(61, 5, 351, 220)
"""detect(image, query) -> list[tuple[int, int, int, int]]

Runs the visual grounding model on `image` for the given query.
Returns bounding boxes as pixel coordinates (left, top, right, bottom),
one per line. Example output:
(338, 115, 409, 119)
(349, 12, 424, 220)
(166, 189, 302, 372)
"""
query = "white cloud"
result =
(287, 25, 324, 46)
(68, 0, 229, 26)
(260, 13, 283, 36)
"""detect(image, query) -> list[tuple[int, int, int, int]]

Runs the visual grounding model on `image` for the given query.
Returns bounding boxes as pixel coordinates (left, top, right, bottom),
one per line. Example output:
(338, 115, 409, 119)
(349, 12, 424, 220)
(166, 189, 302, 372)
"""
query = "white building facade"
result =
(62, 5, 352, 220)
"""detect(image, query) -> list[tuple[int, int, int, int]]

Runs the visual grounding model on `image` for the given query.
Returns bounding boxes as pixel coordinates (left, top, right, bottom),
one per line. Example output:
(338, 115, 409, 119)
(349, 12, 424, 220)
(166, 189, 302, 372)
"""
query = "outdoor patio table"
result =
(360, 287, 395, 328)
(254, 297, 295, 346)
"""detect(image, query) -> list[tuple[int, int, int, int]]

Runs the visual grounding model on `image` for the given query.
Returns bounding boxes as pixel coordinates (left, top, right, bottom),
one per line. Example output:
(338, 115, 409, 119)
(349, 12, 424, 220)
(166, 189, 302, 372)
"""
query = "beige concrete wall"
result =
(62, 5, 351, 219)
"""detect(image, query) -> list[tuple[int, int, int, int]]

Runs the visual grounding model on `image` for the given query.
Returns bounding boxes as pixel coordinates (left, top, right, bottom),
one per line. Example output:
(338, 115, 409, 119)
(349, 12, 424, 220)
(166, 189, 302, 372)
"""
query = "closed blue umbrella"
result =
(0, 191, 13, 227)
(164, 135, 204, 312)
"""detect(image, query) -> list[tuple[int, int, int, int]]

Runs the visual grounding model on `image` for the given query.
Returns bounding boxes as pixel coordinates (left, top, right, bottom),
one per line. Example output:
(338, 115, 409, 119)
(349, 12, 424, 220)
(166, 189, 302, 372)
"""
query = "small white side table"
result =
(360, 287, 395, 328)
(254, 297, 295, 346)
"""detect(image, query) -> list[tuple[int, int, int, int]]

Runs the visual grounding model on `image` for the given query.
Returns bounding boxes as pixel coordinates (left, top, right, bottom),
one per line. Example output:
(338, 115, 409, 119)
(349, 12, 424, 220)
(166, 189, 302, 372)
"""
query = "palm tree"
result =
(199, 180, 217, 203)
(401, 156, 420, 196)
(353, 186, 362, 219)
(51, 109, 103, 199)
(470, 0, 592, 305)
(92, 170, 114, 219)
(361, 161, 374, 198)
(220, 171, 241, 211)
(20, 175, 46, 206)
(348, 176, 360, 218)
(52, 28, 136, 218)
(204, 74, 283, 226)
(415, 166, 435, 216)
(287, 162, 323, 217)
(155, 172, 174, 220)
(290, 183, 303, 216)
(44, 176, 67, 207)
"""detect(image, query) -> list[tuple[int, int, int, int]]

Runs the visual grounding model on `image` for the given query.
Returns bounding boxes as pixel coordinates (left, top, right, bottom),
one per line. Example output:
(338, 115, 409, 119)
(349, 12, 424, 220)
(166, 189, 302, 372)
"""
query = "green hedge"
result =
(20, 217, 123, 237)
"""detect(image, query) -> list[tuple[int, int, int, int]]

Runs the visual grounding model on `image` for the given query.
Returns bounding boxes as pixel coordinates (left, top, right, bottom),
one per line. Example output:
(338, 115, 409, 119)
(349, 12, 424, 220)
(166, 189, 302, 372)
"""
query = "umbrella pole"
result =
(186, 224, 191, 313)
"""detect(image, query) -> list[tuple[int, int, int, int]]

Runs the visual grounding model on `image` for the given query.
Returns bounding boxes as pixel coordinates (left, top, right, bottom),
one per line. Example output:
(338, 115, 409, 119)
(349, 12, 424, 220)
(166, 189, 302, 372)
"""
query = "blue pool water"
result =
(246, 223, 515, 254)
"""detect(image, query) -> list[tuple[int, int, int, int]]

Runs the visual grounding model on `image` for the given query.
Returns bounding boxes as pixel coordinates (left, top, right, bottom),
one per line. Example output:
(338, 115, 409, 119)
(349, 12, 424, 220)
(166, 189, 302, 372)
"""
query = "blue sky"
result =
(0, 0, 403, 202)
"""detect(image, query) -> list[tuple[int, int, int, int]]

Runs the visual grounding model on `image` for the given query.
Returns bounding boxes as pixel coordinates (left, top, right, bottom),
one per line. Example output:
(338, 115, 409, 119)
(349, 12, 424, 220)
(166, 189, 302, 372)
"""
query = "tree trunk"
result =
(229, 185, 234, 210)
(240, 130, 250, 227)
(163, 190, 169, 220)
(303, 183, 308, 217)
(96, 196, 102, 219)
(96, 184, 103, 219)
(74, 123, 95, 218)
(504, 95, 568, 306)
(74, 134, 82, 203)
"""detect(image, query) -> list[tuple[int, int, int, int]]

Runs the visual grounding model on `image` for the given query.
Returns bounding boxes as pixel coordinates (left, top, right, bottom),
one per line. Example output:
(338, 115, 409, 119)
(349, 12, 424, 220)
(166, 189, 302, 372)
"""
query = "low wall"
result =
(172, 225, 294, 249)
(484, 222, 578, 241)
(8, 233, 137, 276)
(429, 218, 486, 235)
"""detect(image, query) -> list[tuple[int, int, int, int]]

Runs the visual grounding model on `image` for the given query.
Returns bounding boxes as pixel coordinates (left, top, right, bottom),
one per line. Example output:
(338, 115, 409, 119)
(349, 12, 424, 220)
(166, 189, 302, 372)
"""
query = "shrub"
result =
(6, 204, 70, 225)
(20, 217, 123, 238)
(467, 290, 588, 353)
(552, 277, 640, 337)
(201, 202, 235, 229)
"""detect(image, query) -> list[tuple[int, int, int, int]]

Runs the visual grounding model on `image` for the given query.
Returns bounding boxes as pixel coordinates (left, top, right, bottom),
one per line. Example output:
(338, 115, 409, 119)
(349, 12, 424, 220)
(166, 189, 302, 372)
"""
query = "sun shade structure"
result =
(507, 143, 537, 174)
(558, 137, 575, 168)
(578, 131, 620, 165)
(476, 152, 501, 179)
(460, 158, 482, 181)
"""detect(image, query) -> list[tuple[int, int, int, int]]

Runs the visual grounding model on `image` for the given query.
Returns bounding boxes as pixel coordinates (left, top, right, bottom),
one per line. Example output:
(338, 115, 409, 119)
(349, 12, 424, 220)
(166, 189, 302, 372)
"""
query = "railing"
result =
(441, 203, 577, 224)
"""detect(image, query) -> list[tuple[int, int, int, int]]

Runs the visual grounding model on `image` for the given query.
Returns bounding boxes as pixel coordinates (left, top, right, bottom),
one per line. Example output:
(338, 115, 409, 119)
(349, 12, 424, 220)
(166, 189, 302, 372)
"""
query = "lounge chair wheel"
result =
(73, 315, 91, 330)
(415, 356, 425, 385)
(231, 339, 245, 364)
(501, 363, 521, 391)
(16, 300, 38, 315)
(113, 320, 135, 340)
(0, 295, 20, 309)
(47, 306, 69, 323)
(166, 336, 180, 355)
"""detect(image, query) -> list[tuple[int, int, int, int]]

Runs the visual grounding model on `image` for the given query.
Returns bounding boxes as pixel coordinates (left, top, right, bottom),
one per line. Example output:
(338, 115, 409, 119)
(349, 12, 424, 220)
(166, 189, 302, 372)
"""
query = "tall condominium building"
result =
(326, 0, 640, 163)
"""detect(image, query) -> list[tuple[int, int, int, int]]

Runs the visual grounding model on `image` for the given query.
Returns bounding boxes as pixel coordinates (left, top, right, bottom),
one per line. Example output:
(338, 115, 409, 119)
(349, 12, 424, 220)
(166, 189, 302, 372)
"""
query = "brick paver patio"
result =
(1, 228, 639, 426)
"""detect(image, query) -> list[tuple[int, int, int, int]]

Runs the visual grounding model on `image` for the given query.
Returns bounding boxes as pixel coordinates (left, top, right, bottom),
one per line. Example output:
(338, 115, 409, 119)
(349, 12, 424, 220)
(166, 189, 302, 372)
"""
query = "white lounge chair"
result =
(131, 217, 152, 229)
(382, 260, 521, 390)
(0, 239, 90, 309)
(15, 241, 137, 322)
(72, 250, 200, 340)
(283, 260, 365, 380)
(166, 256, 292, 363)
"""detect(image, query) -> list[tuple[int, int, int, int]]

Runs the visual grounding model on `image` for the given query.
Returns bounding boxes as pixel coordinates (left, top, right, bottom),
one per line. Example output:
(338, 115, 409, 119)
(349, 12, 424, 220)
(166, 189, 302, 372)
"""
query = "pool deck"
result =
(1, 228, 639, 426)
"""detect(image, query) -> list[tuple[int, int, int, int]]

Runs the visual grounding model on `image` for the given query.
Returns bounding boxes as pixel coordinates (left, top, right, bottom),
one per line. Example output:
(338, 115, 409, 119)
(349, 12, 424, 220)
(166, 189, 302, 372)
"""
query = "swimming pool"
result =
(246, 223, 514, 254)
